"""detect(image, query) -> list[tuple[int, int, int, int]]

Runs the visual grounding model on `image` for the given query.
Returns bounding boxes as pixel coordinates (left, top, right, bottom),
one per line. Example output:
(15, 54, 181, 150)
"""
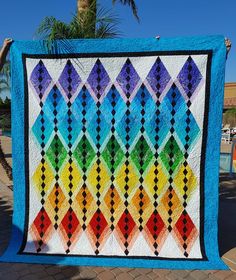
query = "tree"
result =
(0, 60, 10, 94)
(36, 7, 119, 40)
(223, 108, 236, 127)
(36, 0, 138, 40)
(0, 62, 12, 181)
(4, 96, 11, 106)
(77, 0, 138, 20)
(77, 0, 138, 33)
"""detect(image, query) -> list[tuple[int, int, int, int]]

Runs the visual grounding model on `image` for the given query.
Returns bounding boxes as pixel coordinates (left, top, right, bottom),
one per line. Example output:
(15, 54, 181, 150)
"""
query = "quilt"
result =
(0, 36, 227, 269)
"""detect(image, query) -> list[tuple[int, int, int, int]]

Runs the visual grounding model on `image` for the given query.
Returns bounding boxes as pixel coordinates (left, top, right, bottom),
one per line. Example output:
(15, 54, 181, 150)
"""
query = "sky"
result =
(0, 0, 235, 86)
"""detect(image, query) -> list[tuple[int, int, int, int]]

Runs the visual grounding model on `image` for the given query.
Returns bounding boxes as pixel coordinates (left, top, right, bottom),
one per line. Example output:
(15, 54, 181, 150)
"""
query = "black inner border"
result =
(18, 50, 212, 261)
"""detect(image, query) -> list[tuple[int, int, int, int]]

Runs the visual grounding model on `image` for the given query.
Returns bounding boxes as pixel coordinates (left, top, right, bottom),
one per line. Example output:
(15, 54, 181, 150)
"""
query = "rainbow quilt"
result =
(0, 36, 228, 269)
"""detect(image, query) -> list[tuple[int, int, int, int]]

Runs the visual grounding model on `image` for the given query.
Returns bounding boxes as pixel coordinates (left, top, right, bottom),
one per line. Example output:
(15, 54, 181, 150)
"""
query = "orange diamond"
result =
(48, 185, 66, 209)
(104, 186, 121, 212)
(76, 185, 94, 210)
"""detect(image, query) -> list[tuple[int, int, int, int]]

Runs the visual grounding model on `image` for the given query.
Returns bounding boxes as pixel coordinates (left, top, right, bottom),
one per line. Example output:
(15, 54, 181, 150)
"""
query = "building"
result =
(224, 83, 236, 110)
(223, 83, 236, 127)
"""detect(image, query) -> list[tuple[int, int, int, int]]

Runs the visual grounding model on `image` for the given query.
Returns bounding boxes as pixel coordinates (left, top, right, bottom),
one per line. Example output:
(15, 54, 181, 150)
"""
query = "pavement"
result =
(0, 137, 236, 280)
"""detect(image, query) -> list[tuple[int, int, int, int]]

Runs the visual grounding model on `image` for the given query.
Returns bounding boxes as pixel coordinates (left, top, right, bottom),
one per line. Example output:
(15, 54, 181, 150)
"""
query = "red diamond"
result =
(33, 207, 52, 235)
(143, 212, 168, 253)
(146, 212, 165, 237)
(117, 211, 136, 237)
(175, 212, 195, 239)
(61, 209, 80, 236)
(173, 211, 198, 255)
(89, 210, 108, 237)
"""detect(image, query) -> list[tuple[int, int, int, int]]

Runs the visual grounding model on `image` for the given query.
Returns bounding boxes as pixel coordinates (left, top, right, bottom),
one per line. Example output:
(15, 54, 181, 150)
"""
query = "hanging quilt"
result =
(0, 36, 227, 269)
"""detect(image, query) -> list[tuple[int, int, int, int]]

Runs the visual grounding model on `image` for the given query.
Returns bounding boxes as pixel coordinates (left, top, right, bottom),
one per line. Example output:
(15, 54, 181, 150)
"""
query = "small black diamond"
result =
(124, 249, 129, 255)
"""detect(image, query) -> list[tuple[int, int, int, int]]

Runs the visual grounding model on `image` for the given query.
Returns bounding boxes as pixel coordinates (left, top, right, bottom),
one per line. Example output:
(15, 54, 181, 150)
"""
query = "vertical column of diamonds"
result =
(94, 60, 103, 255)
(87, 58, 111, 255)
(177, 56, 202, 257)
(51, 85, 61, 230)
(109, 85, 118, 232)
(58, 59, 82, 253)
(37, 63, 47, 253)
(65, 60, 75, 254)
(116, 58, 142, 255)
(152, 59, 162, 256)
(123, 59, 132, 255)
(166, 84, 178, 233)
(181, 57, 192, 257)
(30, 60, 52, 253)
(81, 85, 89, 231)
(137, 84, 146, 232)
(145, 57, 171, 255)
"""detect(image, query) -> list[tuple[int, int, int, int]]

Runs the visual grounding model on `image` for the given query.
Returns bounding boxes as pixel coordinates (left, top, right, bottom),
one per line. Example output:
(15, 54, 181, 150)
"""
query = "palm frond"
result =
(112, 0, 139, 21)
(35, 4, 120, 42)
(0, 79, 10, 94)
(0, 79, 9, 87)
(35, 17, 58, 39)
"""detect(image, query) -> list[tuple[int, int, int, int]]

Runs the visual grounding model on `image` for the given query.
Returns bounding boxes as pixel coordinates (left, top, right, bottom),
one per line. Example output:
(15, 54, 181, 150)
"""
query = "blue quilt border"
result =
(0, 35, 228, 269)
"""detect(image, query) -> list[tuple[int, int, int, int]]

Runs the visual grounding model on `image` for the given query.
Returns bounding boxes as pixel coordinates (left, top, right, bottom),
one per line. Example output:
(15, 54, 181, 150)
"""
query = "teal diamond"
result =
(130, 135, 153, 172)
(46, 135, 67, 170)
(73, 135, 95, 170)
(159, 136, 184, 173)
(102, 135, 124, 171)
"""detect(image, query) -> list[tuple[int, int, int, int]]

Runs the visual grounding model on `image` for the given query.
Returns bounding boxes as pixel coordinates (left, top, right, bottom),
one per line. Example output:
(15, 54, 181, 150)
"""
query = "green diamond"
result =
(160, 136, 184, 173)
(46, 135, 67, 170)
(73, 135, 95, 170)
(102, 135, 124, 171)
(131, 135, 153, 172)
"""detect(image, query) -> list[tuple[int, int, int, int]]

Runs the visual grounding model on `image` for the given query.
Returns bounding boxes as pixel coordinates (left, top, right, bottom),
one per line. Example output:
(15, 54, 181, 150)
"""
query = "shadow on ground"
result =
(0, 196, 12, 256)
(0, 195, 93, 280)
(219, 174, 236, 256)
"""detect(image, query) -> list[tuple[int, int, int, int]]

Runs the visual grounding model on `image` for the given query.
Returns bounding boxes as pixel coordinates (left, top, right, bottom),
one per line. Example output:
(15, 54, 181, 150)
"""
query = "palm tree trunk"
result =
(77, 0, 97, 35)
(78, 0, 90, 15)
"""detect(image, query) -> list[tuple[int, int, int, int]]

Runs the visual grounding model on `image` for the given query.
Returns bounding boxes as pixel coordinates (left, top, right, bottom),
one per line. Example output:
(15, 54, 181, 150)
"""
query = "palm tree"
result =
(77, 0, 138, 34)
(36, 0, 138, 40)
(36, 6, 119, 40)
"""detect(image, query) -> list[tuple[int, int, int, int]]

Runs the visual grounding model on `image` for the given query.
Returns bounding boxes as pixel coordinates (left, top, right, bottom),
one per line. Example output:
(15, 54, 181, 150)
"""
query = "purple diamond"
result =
(177, 57, 203, 98)
(30, 60, 52, 97)
(146, 57, 171, 95)
(58, 60, 81, 97)
(116, 58, 140, 97)
(87, 59, 110, 98)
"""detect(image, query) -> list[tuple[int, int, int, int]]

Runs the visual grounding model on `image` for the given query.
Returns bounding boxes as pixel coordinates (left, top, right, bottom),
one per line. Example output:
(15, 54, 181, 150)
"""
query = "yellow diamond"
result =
(173, 163, 197, 200)
(144, 163, 168, 198)
(87, 161, 110, 194)
(32, 162, 54, 194)
(115, 162, 139, 196)
(60, 161, 82, 194)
